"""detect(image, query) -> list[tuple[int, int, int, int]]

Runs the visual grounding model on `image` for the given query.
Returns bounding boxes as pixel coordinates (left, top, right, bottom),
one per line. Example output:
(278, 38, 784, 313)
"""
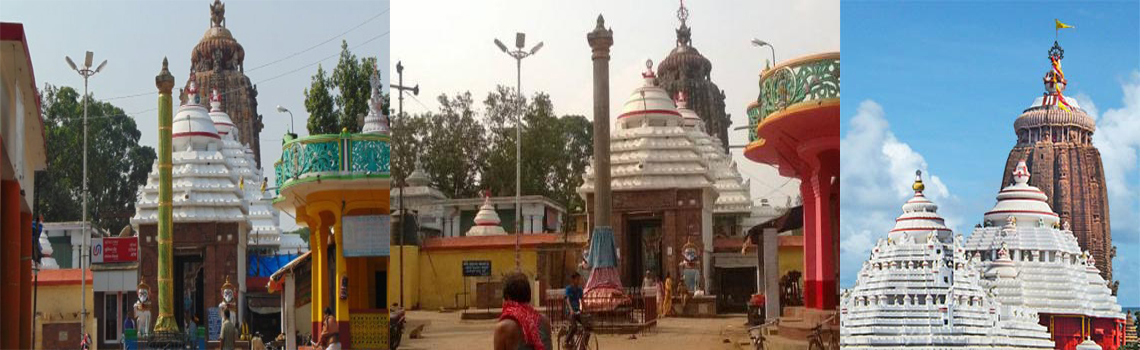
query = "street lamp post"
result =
(65, 51, 106, 339)
(390, 61, 419, 307)
(494, 33, 542, 271)
(275, 105, 295, 135)
(750, 39, 776, 69)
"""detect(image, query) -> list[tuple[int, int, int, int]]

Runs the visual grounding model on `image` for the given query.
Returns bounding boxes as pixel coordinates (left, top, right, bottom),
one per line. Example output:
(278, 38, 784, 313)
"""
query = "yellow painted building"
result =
(391, 234, 578, 310)
(273, 130, 390, 349)
(33, 269, 97, 350)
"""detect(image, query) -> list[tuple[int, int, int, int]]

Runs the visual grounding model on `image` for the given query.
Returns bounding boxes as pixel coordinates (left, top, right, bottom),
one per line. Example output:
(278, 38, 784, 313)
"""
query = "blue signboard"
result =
(463, 260, 492, 277)
(207, 307, 220, 341)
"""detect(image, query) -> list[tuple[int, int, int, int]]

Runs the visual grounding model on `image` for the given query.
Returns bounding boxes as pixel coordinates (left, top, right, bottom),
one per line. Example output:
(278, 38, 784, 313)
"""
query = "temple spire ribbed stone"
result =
(657, 0, 731, 151)
(1001, 41, 1114, 290)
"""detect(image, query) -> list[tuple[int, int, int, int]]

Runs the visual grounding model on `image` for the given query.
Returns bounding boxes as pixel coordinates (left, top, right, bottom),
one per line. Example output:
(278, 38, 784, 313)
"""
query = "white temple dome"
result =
(37, 232, 58, 269)
(888, 170, 951, 241)
(617, 59, 682, 130)
(986, 243, 1018, 279)
(676, 92, 702, 128)
(1075, 338, 1102, 350)
(361, 65, 390, 135)
(173, 81, 220, 151)
(406, 160, 430, 187)
(840, 170, 1056, 349)
(466, 194, 506, 236)
(964, 159, 1124, 321)
(207, 89, 236, 137)
(579, 61, 714, 194)
(983, 160, 1059, 227)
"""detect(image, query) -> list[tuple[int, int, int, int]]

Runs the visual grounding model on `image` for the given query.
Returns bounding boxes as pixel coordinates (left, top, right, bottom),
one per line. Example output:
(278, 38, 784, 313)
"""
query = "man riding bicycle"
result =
(563, 272, 584, 347)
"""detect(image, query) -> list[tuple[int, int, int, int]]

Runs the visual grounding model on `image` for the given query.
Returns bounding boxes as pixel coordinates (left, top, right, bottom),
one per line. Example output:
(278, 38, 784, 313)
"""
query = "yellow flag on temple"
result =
(1055, 19, 1074, 30)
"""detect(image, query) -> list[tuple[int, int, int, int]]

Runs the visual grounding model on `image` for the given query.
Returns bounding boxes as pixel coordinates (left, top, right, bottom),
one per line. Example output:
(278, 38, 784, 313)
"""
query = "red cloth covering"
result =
(584, 267, 622, 292)
(499, 300, 545, 350)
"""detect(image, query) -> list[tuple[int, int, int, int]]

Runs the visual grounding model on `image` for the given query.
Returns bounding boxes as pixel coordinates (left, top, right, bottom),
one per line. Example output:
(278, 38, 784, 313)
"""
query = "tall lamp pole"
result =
(65, 51, 106, 338)
(750, 39, 776, 69)
(275, 105, 295, 135)
(494, 33, 542, 270)
(390, 61, 418, 307)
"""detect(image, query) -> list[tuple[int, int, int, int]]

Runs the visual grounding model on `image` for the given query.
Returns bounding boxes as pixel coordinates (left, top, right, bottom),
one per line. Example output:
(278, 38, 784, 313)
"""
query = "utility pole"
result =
(390, 61, 418, 307)
(65, 51, 106, 340)
(494, 33, 543, 270)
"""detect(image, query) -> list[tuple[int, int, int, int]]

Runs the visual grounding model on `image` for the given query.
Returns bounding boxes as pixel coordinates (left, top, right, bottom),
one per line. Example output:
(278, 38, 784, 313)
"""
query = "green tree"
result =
(422, 92, 485, 199)
(390, 110, 425, 188)
(480, 87, 593, 231)
(303, 40, 379, 134)
(479, 86, 524, 198)
(34, 85, 157, 234)
(304, 64, 337, 135)
(330, 40, 378, 133)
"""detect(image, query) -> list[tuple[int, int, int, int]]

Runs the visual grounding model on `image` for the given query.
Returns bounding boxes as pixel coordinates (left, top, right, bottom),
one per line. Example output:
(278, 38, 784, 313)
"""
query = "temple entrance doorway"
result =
(173, 253, 205, 331)
(627, 218, 663, 288)
(716, 267, 755, 313)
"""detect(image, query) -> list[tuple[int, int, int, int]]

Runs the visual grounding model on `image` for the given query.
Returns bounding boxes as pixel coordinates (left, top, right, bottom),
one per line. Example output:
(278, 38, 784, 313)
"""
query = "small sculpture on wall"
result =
(340, 276, 349, 300)
(219, 276, 237, 322)
(679, 239, 701, 292)
(135, 281, 152, 337)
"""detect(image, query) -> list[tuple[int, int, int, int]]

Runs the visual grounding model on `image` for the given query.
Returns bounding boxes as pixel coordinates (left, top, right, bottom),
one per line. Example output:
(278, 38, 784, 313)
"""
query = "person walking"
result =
(660, 274, 674, 318)
(495, 272, 552, 350)
(220, 311, 237, 350)
(317, 307, 341, 350)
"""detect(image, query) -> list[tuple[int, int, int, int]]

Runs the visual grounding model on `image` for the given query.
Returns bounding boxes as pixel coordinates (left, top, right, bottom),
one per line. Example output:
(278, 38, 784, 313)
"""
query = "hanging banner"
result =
(342, 215, 391, 257)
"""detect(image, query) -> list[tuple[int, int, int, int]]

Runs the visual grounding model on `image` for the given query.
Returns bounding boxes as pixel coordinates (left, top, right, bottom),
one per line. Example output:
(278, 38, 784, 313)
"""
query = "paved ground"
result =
(396, 310, 752, 350)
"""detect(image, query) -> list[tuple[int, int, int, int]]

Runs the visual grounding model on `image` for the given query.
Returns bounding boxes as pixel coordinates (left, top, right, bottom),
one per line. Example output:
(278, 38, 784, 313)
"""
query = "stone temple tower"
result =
(656, 1, 730, 152)
(1001, 41, 1114, 289)
(181, 0, 265, 167)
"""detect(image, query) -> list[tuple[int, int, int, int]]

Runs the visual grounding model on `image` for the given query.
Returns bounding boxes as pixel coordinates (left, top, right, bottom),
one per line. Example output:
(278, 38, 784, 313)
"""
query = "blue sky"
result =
(840, 1, 1140, 306)
(2, 0, 391, 231)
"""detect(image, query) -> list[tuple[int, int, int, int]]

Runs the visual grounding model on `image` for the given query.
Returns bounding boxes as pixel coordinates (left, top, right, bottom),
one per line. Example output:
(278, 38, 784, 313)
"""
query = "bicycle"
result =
(747, 320, 776, 350)
(806, 315, 839, 350)
(556, 313, 599, 350)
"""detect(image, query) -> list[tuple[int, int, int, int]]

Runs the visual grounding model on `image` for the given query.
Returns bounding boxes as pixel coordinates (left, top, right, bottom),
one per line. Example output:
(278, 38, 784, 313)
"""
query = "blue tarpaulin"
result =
(248, 254, 301, 277)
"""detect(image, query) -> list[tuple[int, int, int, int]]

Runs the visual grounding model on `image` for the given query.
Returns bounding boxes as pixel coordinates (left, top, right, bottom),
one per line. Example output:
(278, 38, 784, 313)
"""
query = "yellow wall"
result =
(388, 245, 421, 309)
(415, 247, 540, 310)
(34, 284, 97, 350)
(778, 246, 805, 281)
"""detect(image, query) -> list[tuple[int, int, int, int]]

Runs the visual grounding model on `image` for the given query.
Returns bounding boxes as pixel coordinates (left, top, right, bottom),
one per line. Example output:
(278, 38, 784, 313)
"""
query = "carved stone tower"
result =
(656, 1, 731, 152)
(181, 0, 265, 167)
(1001, 42, 1114, 289)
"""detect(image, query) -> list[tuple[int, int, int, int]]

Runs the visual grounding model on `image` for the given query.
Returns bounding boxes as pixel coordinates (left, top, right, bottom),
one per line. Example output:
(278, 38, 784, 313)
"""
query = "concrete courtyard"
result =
(395, 310, 752, 350)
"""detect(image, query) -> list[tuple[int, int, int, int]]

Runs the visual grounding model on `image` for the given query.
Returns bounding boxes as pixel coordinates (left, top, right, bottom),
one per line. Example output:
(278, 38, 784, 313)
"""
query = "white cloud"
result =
(1082, 72, 1140, 306)
(839, 100, 962, 287)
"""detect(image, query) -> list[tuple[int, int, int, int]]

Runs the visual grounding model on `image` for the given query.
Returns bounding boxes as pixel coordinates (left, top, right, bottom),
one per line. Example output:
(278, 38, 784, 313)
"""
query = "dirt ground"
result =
(395, 310, 751, 350)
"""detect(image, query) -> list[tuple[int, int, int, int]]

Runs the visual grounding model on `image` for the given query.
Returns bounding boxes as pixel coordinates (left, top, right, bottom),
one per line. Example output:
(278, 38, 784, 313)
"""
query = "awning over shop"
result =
(267, 251, 312, 307)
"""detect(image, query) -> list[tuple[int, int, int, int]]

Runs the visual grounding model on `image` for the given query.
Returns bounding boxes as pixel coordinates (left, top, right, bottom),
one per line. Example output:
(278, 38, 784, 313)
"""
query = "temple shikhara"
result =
(182, 0, 265, 167)
(841, 40, 1126, 350)
(1001, 41, 1116, 291)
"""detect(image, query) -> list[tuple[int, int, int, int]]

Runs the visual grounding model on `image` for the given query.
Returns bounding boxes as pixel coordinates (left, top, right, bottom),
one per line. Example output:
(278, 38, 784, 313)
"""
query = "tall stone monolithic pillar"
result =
(588, 15, 613, 229)
(153, 58, 180, 333)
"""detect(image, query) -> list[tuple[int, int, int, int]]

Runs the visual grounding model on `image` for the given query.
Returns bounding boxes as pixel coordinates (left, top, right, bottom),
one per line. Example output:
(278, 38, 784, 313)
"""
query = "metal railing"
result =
(273, 132, 391, 195)
(748, 53, 840, 142)
(542, 287, 658, 334)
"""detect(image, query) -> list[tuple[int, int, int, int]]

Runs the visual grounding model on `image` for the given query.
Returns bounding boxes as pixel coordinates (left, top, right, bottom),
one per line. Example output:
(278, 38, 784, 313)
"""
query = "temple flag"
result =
(1055, 19, 1074, 30)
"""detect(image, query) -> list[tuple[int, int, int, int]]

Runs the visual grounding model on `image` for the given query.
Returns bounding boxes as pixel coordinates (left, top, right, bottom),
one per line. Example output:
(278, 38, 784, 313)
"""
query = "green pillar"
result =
(152, 58, 180, 334)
